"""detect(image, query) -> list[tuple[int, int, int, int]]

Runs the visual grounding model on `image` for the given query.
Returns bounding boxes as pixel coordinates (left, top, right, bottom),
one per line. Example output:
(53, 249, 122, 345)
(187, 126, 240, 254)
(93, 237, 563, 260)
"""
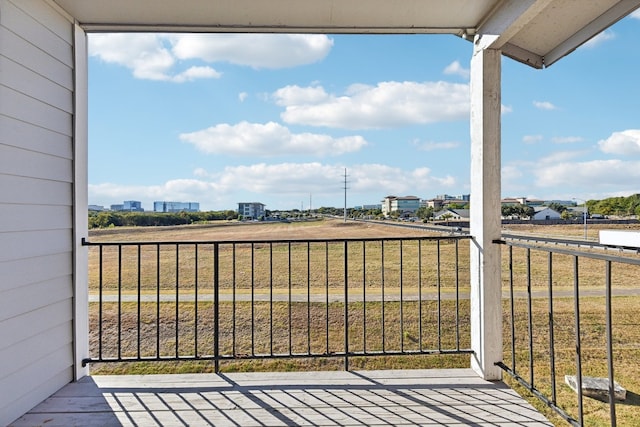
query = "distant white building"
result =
(434, 208, 470, 220)
(532, 206, 561, 220)
(238, 202, 266, 219)
(381, 195, 421, 217)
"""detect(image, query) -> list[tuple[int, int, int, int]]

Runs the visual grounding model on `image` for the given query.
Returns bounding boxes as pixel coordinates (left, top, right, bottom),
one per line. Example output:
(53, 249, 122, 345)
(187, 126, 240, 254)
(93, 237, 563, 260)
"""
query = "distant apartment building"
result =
(153, 201, 200, 212)
(427, 194, 470, 210)
(381, 195, 421, 217)
(88, 205, 105, 211)
(110, 200, 143, 212)
(435, 194, 470, 202)
(238, 202, 266, 219)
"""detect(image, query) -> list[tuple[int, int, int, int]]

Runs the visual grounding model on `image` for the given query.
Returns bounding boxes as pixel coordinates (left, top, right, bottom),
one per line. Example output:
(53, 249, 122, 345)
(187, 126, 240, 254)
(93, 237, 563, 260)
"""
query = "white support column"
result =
(73, 22, 90, 380)
(469, 43, 503, 380)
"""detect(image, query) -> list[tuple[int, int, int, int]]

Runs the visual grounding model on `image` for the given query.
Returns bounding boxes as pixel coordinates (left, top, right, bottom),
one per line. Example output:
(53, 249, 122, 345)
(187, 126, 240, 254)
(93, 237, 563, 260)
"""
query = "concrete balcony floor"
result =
(11, 369, 552, 426)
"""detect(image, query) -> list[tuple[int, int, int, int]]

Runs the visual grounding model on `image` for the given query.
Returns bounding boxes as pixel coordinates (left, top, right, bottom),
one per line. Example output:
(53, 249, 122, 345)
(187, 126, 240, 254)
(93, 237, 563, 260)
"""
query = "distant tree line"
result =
(315, 206, 384, 218)
(89, 210, 238, 229)
(89, 194, 640, 229)
(587, 194, 640, 217)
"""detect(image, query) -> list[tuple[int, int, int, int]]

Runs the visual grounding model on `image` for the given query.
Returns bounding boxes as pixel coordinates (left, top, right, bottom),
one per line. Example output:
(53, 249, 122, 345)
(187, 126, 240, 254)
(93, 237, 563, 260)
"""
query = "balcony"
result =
(12, 232, 640, 426)
(13, 369, 551, 426)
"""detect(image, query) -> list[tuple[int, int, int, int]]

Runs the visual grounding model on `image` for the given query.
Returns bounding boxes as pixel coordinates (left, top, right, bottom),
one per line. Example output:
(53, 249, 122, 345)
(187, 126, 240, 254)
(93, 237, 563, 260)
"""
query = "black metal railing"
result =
(495, 236, 640, 427)
(83, 236, 473, 370)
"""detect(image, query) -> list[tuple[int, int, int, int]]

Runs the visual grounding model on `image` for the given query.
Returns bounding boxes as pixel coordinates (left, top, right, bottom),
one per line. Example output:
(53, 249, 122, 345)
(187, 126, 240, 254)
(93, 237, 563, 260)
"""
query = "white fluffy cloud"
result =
(502, 136, 640, 200)
(534, 159, 640, 188)
(443, 61, 470, 79)
(522, 135, 543, 144)
(171, 34, 333, 68)
(205, 162, 455, 195)
(598, 129, 640, 155)
(273, 82, 469, 129)
(90, 162, 456, 210)
(89, 33, 333, 81)
(179, 121, 368, 156)
(533, 101, 557, 110)
(89, 34, 221, 82)
(551, 136, 583, 144)
(584, 30, 616, 48)
(412, 140, 460, 151)
(89, 179, 216, 205)
(538, 150, 586, 164)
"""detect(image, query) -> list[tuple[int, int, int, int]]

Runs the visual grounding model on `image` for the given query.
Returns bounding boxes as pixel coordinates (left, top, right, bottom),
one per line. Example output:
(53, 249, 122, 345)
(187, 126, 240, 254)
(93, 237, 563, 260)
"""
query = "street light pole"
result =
(573, 198, 587, 240)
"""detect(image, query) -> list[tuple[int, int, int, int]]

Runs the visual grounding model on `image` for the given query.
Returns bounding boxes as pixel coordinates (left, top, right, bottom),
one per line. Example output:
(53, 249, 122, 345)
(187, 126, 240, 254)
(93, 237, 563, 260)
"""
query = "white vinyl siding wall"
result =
(0, 0, 76, 424)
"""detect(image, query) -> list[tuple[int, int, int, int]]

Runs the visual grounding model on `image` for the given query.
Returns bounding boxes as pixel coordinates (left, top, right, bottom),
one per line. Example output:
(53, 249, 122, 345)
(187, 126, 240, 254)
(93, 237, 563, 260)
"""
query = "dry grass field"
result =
(87, 218, 640, 426)
(89, 218, 436, 241)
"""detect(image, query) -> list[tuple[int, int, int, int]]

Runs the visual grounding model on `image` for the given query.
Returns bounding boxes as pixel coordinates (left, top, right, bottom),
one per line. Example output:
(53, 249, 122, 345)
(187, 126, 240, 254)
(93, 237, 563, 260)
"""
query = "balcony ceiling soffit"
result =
(53, 0, 640, 68)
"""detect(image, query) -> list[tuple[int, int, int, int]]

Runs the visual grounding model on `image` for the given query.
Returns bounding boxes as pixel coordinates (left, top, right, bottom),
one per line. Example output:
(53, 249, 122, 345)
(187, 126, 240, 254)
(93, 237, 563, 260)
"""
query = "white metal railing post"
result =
(469, 42, 503, 380)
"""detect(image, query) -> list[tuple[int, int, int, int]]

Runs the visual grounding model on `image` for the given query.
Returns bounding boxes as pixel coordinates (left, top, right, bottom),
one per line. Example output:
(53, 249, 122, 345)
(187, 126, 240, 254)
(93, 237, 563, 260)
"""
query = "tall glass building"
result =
(153, 201, 200, 212)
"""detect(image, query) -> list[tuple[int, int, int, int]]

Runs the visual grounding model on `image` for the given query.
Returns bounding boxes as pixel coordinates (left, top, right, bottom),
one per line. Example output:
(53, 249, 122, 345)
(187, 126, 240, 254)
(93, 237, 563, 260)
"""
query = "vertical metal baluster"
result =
(156, 244, 160, 359)
(455, 239, 460, 350)
(137, 244, 141, 359)
(288, 242, 292, 356)
(418, 240, 423, 351)
(437, 240, 441, 351)
(307, 242, 311, 355)
(325, 242, 330, 354)
(381, 240, 385, 353)
(548, 252, 557, 404)
(98, 245, 103, 360)
(573, 256, 584, 425)
(362, 241, 367, 354)
(251, 243, 255, 356)
(194, 244, 199, 357)
(605, 260, 617, 426)
(344, 240, 349, 370)
(270, 242, 273, 356)
(509, 245, 516, 373)
(527, 248, 534, 389)
(214, 243, 220, 373)
(117, 245, 122, 360)
(232, 244, 236, 356)
(400, 240, 404, 352)
(175, 244, 179, 358)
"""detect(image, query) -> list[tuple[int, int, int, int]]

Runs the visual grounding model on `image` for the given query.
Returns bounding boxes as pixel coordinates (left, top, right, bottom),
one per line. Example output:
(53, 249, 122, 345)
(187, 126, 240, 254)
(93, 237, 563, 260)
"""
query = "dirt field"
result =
(88, 218, 439, 242)
(88, 217, 640, 243)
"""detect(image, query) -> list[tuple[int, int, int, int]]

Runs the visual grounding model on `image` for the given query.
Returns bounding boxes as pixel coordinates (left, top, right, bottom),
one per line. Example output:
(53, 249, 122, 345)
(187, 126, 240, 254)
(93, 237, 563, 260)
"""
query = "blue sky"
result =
(88, 11, 640, 212)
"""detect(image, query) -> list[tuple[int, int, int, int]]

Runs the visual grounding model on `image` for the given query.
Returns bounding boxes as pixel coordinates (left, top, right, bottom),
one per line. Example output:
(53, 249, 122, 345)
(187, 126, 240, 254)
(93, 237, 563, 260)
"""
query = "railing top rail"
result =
(502, 232, 615, 249)
(495, 237, 640, 265)
(82, 234, 472, 246)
